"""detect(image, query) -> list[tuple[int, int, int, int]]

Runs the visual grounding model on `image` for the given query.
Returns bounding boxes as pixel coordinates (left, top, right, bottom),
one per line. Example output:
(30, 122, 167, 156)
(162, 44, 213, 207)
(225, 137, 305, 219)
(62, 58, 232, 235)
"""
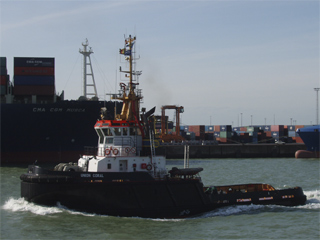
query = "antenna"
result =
(79, 39, 98, 98)
(314, 88, 320, 125)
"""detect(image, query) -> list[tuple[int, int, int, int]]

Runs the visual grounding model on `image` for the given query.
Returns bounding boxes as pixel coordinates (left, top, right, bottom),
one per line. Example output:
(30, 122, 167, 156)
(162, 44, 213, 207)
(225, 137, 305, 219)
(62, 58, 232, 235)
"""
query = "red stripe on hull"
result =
(295, 150, 320, 158)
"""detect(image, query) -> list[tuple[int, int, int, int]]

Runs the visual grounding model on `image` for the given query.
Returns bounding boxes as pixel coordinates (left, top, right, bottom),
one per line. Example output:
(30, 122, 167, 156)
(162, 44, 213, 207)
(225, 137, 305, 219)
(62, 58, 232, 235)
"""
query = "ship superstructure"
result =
(77, 35, 166, 178)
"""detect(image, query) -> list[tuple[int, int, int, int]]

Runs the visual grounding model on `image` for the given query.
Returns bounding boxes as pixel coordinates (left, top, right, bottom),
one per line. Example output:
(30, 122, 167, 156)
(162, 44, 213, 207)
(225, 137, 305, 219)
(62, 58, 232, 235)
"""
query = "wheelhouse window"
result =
(96, 129, 104, 144)
(102, 128, 112, 136)
(114, 128, 121, 136)
(123, 128, 128, 136)
(130, 127, 136, 136)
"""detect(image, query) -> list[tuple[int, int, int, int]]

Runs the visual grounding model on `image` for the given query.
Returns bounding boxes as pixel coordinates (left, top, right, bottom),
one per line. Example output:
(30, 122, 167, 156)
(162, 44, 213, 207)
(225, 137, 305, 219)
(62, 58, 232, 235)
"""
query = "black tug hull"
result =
(21, 178, 214, 218)
(20, 166, 307, 218)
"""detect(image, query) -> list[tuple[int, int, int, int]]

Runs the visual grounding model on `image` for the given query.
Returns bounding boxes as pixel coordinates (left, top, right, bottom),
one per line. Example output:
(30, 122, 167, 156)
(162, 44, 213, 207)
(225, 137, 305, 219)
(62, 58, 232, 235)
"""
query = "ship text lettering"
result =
(66, 108, 85, 112)
(33, 108, 45, 112)
(81, 174, 91, 177)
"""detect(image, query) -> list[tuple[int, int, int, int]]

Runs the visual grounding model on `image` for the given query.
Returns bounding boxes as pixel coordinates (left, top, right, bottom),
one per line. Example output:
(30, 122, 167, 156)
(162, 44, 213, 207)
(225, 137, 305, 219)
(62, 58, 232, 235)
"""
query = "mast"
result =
(113, 35, 142, 121)
(79, 39, 98, 99)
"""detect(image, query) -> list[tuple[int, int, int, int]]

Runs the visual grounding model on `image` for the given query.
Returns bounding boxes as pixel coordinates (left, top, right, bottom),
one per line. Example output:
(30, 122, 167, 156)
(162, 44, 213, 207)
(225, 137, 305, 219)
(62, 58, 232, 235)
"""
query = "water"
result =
(1, 158, 319, 239)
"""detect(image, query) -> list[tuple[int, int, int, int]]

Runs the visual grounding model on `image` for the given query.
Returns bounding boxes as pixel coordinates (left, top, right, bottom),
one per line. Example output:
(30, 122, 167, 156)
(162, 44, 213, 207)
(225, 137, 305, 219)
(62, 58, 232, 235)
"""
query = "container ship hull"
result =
(1, 100, 120, 164)
(295, 125, 320, 158)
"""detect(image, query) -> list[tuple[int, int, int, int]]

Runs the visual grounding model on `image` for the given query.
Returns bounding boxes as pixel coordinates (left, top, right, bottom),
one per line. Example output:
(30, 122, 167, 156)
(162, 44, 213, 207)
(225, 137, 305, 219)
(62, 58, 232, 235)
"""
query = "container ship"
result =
(1, 40, 121, 164)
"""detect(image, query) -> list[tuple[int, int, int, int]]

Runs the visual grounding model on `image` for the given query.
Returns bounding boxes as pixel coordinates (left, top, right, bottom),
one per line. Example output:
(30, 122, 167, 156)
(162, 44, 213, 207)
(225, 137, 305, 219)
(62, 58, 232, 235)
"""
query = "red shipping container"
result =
(188, 125, 205, 134)
(0, 75, 7, 85)
(295, 125, 305, 131)
(219, 138, 228, 143)
(14, 85, 55, 95)
(214, 125, 220, 132)
(14, 67, 54, 76)
(265, 131, 272, 137)
(271, 125, 284, 132)
(295, 137, 304, 143)
(240, 127, 247, 132)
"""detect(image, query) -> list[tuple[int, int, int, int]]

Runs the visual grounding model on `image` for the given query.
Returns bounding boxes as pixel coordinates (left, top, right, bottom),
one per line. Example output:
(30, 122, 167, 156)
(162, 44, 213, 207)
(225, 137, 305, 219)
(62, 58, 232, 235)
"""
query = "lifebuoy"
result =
(125, 147, 130, 153)
(105, 148, 111, 155)
(131, 147, 136, 153)
(146, 164, 152, 171)
(113, 148, 119, 155)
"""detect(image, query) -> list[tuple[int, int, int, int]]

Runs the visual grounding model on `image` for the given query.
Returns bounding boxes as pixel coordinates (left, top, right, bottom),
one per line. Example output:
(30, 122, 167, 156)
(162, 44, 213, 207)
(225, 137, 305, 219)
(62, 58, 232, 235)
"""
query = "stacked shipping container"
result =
(188, 125, 205, 140)
(287, 125, 304, 143)
(13, 57, 55, 96)
(162, 124, 308, 144)
(214, 125, 232, 143)
(0, 57, 8, 95)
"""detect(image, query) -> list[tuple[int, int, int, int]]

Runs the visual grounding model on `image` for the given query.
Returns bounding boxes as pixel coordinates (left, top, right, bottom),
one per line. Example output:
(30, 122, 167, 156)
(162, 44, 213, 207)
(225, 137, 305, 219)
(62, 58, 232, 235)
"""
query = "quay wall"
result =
(156, 144, 307, 159)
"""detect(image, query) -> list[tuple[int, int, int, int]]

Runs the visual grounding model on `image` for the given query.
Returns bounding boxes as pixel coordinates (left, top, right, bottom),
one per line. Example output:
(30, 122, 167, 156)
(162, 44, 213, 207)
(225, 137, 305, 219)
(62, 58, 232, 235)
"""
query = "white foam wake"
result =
(300, 189, 320, 209)
(2, 198, 102, 217)
(2, 197, 63, 215)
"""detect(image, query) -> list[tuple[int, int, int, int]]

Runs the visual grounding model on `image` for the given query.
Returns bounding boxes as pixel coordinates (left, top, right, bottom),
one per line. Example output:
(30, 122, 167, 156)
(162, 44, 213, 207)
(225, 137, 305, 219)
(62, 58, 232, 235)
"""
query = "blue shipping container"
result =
(214, 132, 220, 137)
(0, 57, 6, 67)
(1, 85, 6, 95)
(271, 131, 284, 138)
(288, 131, 296, 137)
(0, 67, 7, 75)
(205, 125, 214, 132)
(263, 126, 271, 131)
(14, 75, 54, 86)
(287, 125, 295, 131)
(219, 125, 232, 132)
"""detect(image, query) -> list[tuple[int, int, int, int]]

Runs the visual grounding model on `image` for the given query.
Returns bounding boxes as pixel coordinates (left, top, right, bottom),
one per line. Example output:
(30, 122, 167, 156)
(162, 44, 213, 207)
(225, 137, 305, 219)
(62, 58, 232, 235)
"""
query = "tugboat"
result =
(20, 35, 306, 218)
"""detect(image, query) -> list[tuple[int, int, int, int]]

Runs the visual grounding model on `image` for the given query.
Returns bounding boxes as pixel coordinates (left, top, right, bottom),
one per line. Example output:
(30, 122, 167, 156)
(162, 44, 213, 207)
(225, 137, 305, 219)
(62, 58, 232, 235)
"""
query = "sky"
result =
(1, 0, 319, 126)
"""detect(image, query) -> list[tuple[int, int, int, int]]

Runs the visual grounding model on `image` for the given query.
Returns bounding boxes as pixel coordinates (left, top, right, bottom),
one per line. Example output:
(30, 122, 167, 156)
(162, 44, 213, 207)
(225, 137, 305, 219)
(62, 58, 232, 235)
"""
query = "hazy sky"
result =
(1, 0, 319, 126)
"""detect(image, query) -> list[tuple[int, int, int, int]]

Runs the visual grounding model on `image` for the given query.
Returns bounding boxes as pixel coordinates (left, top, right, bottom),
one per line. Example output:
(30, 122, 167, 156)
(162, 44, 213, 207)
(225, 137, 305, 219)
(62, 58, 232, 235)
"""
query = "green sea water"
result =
(1, 158, 319, 239)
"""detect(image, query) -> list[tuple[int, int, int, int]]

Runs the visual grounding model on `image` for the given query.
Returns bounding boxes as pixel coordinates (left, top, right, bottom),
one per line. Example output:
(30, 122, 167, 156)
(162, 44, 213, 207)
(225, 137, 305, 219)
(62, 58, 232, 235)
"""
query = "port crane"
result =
(160, 105, 185, 142)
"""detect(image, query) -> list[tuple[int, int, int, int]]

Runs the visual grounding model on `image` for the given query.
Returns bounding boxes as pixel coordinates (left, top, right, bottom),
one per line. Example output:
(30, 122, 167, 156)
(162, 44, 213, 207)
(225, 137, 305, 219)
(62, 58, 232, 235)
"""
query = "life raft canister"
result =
(105, 148, 111, 155)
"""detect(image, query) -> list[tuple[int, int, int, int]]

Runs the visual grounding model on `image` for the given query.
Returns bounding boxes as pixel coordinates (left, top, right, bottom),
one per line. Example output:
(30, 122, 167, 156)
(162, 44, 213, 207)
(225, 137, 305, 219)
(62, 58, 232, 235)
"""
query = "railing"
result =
(98, 146, 137, 157)
(84, 146, 98, 155)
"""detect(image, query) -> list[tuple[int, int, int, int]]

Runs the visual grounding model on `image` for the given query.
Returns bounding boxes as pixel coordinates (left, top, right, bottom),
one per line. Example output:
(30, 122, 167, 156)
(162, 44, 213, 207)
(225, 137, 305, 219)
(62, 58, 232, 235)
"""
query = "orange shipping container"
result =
(295, 137, 304, 144)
